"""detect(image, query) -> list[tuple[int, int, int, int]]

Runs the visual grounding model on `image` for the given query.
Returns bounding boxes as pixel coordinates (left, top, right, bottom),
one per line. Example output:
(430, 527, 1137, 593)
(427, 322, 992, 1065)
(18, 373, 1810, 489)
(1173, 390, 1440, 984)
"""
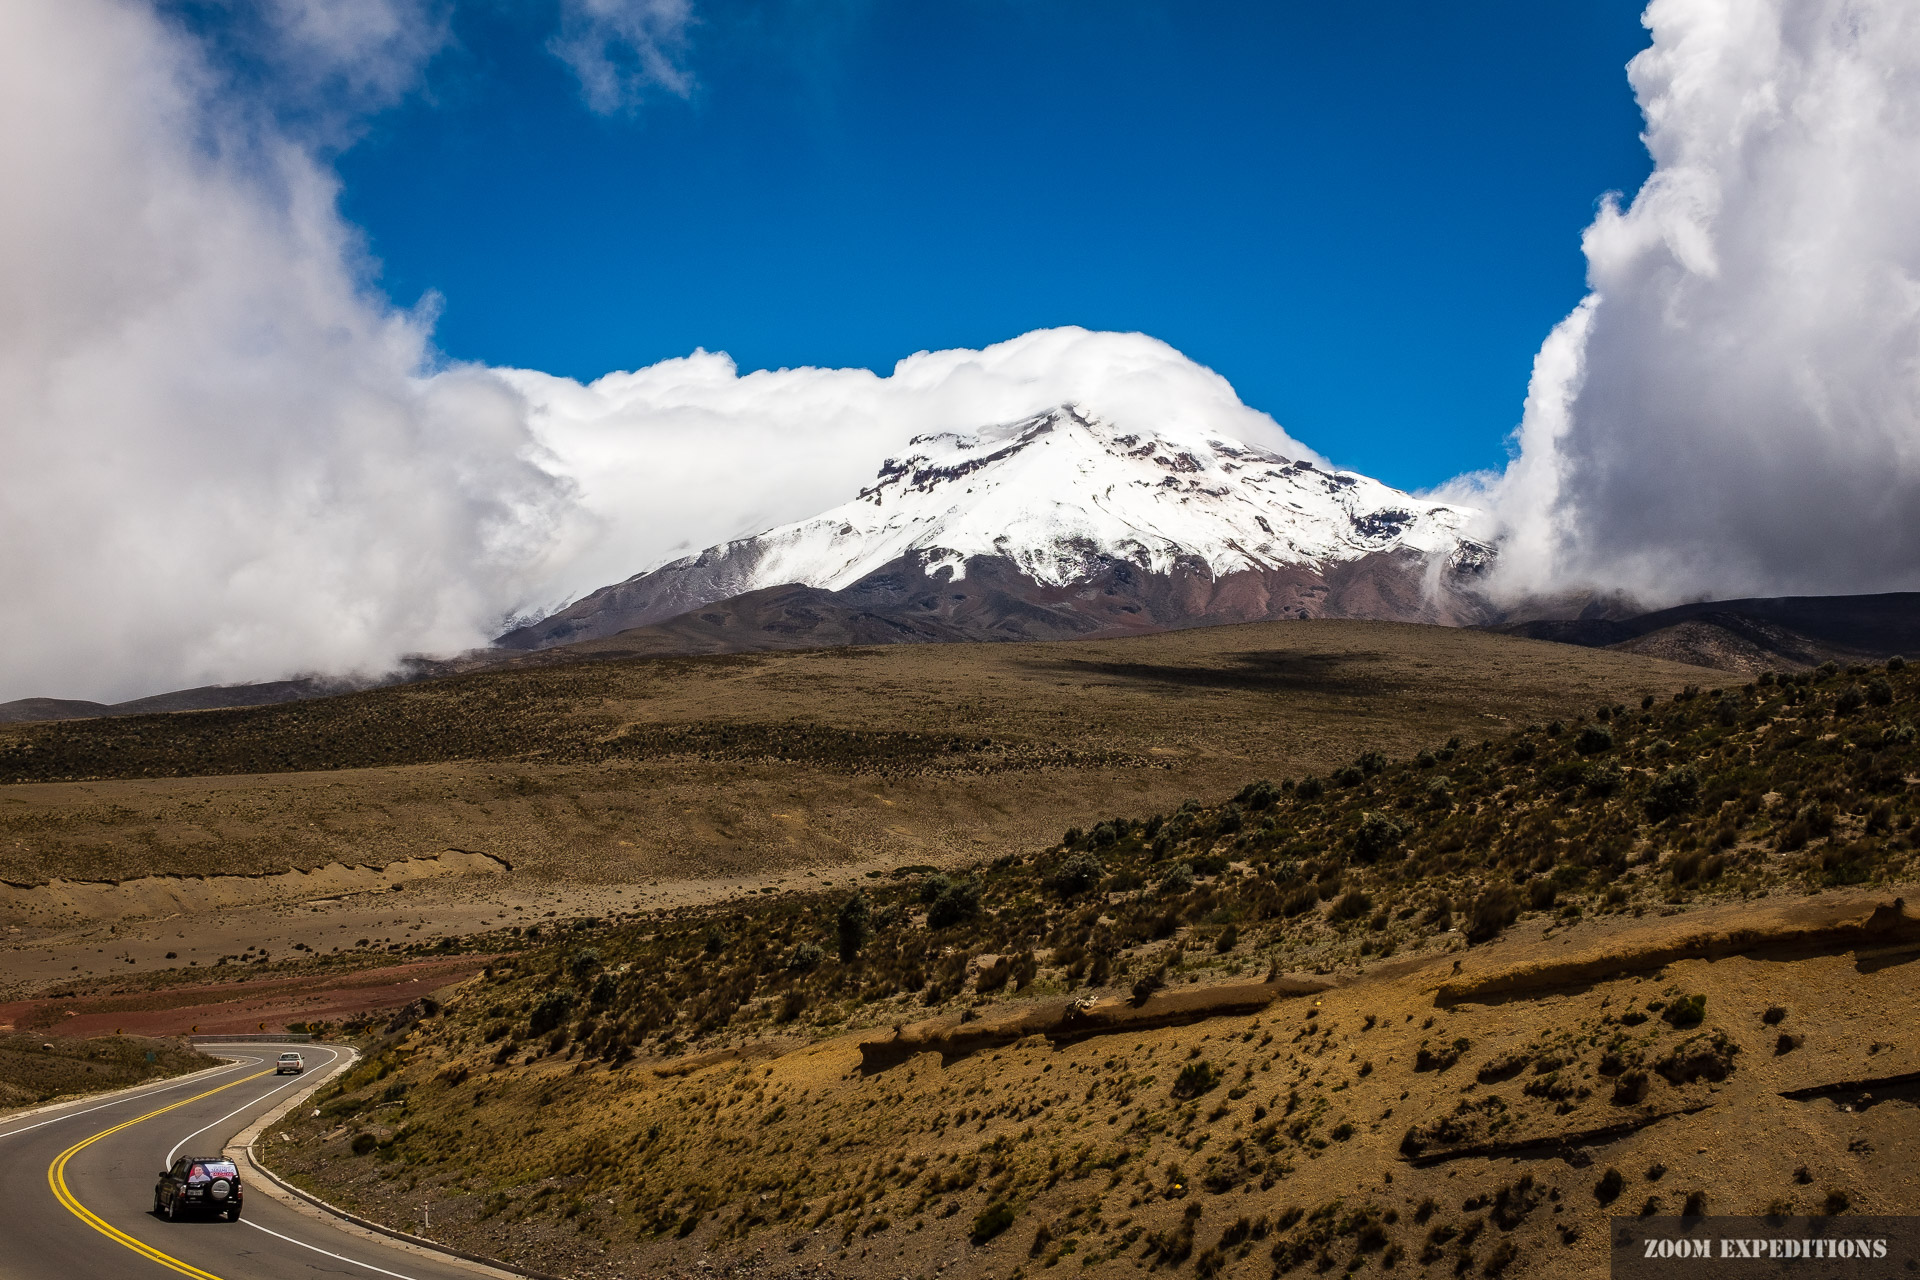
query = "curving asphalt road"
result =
(0, 1044, 504, 1280)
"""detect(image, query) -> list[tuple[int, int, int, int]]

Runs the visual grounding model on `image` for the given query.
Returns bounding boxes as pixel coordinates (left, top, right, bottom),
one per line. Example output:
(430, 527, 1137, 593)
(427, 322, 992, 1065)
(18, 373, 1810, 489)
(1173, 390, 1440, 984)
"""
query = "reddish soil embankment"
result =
(0, 956, 488, 1038)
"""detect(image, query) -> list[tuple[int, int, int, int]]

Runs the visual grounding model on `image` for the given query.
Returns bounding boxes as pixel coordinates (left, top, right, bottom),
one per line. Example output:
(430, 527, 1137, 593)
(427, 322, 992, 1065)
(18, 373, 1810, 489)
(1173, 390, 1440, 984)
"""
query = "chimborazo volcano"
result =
(497, 405, 1497, 655)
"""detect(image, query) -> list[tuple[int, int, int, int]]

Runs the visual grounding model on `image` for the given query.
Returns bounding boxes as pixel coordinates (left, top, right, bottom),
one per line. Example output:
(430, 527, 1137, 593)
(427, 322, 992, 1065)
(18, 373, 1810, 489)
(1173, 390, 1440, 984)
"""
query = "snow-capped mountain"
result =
(499, 405, 1493, 652)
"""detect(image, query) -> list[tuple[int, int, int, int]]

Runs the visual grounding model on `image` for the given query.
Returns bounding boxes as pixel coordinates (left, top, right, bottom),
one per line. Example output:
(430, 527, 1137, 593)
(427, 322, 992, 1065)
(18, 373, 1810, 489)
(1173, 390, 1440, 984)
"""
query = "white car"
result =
(276, 1051, 305, 1074)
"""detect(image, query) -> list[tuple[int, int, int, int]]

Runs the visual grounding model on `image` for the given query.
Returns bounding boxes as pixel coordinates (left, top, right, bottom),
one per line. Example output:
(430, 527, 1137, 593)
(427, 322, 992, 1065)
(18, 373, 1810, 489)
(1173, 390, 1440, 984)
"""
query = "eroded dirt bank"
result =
(268, 891, 1920, 1280)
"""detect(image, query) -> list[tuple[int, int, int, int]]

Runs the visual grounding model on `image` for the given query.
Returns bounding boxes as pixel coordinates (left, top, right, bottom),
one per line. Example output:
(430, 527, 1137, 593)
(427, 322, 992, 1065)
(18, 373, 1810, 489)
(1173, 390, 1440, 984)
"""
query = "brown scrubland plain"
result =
(23, 620, 1917, 1280)
(0, 622, 1706, 995)
(0, 621, 1707, 889)
(258, 653, 1920, 1280)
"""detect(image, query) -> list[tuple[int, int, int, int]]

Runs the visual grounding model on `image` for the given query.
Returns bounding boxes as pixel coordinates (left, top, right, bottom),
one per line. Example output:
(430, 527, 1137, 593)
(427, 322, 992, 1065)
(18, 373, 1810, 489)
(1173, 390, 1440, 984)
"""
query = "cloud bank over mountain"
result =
(0, 1, 595, 704)
(9, 0, 1920, 705)
(0, 0, 720, 703)
(1474, 0, 1920, 603)
(504, 327, 1327, 611)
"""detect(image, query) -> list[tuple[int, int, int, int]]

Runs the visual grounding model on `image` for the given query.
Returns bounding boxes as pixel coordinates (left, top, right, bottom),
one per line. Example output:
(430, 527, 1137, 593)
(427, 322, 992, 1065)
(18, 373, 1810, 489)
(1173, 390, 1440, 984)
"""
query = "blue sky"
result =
(333, 1, 1656, 492)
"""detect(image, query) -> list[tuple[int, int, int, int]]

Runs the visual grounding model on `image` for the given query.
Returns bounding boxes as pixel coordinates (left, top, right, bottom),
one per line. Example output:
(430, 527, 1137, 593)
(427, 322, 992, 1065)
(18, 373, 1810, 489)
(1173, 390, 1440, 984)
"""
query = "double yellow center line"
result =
(46, 1069, 273, 1280)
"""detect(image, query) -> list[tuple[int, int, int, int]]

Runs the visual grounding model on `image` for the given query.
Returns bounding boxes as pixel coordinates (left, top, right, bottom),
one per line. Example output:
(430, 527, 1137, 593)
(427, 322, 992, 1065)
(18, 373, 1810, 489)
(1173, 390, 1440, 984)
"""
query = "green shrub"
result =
(1131, 969, 1166, 1006)
(1662, 994, 1707, 1029)
(1049, 852, 1105, 896)
(1189, 851, 1230, 877)
(836, 894, 870, 962)
(1235, 779, 1279, 811)
(528, 990, 574, 1035)
(971, 1202, 1016, 1245)
(1543, 760, 1589, 792)
(1645, 765, 1700, 821)
(1352, 811, 1403, 862)
(927, 880, 982, 928)
(1466, 884, 1522, 943)
(1171, 1060, 1222, 1100)
(1576, 725, 1614, 755)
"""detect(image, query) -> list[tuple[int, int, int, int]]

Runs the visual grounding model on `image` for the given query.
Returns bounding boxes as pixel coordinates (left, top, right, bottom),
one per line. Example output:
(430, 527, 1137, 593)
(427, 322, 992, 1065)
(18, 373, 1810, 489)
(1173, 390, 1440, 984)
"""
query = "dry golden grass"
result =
(267, 658, 1920, 1278)
(0, 621, 1711, 888)
(0, 1033, 214, 1110)
(273, 896, 1920, 1280)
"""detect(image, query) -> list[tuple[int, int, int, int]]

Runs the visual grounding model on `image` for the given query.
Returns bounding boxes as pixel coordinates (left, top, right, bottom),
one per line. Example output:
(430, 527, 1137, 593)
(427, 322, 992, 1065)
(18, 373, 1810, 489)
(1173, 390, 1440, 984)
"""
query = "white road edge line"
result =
(0, 1055, 262, 1142)
(243, 1218, 425, 1280)
(166, 1066, 317, 1165)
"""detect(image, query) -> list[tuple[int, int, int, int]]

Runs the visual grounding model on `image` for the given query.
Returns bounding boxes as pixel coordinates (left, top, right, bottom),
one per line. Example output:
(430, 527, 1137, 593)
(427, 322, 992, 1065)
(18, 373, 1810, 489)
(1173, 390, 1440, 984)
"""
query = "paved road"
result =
(0, 1044, 497, 1280)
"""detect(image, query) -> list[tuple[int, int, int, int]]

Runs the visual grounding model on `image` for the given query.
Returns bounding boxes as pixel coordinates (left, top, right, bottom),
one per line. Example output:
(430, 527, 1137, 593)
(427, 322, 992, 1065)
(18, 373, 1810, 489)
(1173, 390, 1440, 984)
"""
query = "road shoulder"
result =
(227, 1045, 550, 1280)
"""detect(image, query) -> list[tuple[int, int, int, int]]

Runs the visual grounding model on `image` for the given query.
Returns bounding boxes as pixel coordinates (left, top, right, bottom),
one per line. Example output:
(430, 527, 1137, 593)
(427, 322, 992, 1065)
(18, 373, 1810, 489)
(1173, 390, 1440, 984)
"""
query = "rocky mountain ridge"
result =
(501, 405, 1494, 651)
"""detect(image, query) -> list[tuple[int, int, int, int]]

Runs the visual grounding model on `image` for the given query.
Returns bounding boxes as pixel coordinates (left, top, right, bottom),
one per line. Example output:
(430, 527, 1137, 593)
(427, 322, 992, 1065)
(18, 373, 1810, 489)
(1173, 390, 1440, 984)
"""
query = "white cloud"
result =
(0, 0, 580, 703)
(506, 326, 1326, 608)
(548, 0, 695, 114)
(1478, 0, 1920, 604)
(0, 6, 1297, 706)
(256, 0, 452, 119)
(0, 1, 1419, 708)
(166, 0, 454, 144)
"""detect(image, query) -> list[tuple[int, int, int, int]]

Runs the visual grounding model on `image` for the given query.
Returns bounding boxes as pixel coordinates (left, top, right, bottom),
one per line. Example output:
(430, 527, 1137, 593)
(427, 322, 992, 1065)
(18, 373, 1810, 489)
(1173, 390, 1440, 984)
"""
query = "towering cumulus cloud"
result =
(1483, 0, 1920, 603)
(0, 7, 1300, 706)
(0, 1, 581, 704)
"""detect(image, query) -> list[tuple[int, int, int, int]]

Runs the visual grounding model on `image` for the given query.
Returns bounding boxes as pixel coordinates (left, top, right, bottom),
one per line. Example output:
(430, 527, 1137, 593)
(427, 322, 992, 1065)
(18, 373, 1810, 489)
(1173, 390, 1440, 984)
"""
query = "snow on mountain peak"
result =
(677, 404, 1487, 594)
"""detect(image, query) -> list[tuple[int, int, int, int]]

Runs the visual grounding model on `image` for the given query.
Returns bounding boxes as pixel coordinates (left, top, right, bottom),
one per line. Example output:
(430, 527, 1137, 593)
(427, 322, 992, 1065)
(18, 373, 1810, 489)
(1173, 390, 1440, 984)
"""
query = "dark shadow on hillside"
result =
(1025, 649, 1404, 697)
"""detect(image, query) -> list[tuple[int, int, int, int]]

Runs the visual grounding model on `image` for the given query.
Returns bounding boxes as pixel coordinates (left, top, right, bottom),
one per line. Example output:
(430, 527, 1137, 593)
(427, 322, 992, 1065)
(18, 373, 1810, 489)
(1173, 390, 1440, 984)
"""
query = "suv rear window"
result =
(190, 1161, 238, 1178)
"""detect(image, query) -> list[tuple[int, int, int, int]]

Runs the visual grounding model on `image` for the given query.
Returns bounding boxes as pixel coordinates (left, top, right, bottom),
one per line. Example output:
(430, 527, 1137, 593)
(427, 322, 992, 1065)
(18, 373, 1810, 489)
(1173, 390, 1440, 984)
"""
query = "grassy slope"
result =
(0, 1034, 216, 1110)
(0, 621, 1709, 886)
(272, 660, 1920, 1278)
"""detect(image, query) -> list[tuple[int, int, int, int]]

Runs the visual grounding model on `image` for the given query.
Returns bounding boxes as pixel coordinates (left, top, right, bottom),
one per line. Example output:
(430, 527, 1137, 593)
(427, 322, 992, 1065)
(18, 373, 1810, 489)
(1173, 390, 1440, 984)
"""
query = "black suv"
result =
(154, 1155, 243, 1221)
